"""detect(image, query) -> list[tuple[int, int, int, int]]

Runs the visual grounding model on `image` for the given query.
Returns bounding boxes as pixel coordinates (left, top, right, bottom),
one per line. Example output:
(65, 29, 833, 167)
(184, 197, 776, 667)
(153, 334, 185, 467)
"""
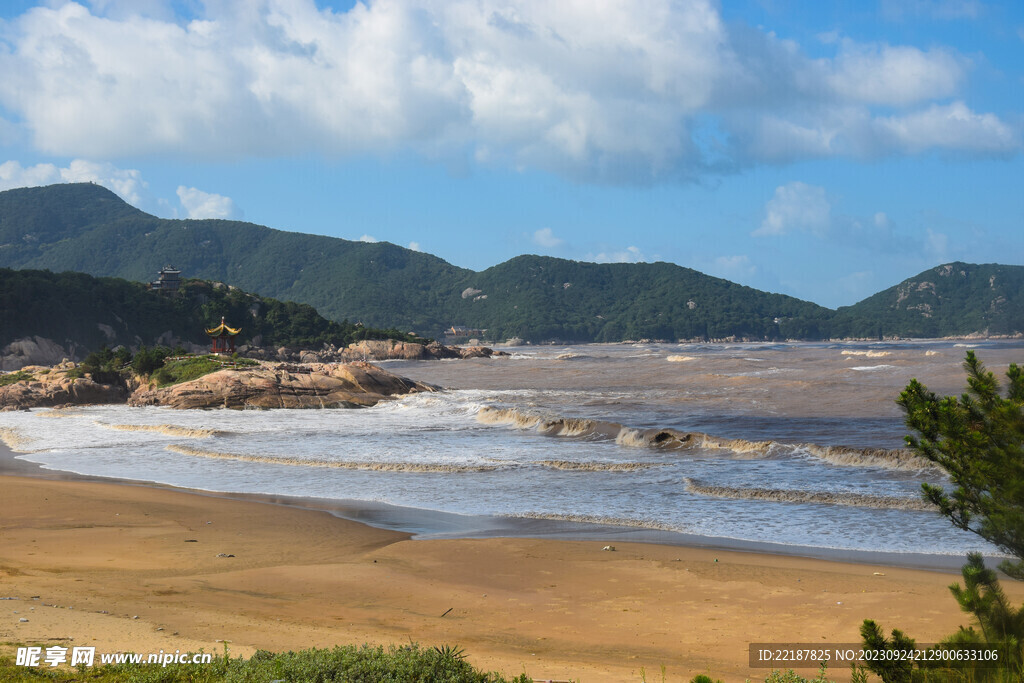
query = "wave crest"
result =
(532, 460, 665, 472)
(683, 478, 935, 511)
(477, 405, 935, 471)
(165, 444, 500, 473)
(97, 423, 226, 438)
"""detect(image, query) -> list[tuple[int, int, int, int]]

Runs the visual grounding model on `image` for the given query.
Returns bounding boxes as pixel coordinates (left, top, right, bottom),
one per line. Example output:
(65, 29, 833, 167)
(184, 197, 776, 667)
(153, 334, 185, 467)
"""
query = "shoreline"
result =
(2, 442, 974, 573)
(4, 443, 1024, 681)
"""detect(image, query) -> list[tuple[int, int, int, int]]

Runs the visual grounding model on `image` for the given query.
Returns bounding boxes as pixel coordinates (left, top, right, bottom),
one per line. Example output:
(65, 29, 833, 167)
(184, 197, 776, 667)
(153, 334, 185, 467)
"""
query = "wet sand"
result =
(3, 446, 1020, 681)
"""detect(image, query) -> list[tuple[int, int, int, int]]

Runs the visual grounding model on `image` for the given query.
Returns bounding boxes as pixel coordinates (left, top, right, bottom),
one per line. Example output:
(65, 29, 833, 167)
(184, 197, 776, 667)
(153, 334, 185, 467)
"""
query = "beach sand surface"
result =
(2, 472, 1022, 682)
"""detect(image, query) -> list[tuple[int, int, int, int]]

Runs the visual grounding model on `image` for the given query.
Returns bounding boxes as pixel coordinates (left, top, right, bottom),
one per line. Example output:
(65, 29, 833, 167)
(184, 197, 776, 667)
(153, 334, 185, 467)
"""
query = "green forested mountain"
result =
(831, 263, 1024, 338)
(0, 268, 418, 351)
(1, 183, 1022, 341)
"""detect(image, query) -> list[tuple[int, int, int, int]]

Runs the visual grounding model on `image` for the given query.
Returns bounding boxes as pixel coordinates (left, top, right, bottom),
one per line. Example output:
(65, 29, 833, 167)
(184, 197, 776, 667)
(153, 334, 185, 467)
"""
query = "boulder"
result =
(0, 337, 77, 371)
(128, 361, 437, 409)
(0, 365, 125, 409)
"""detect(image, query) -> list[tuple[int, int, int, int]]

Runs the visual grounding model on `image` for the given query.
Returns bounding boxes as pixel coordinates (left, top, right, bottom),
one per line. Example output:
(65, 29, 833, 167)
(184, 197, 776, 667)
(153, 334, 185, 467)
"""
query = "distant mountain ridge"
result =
(1, 183, 1021, 341)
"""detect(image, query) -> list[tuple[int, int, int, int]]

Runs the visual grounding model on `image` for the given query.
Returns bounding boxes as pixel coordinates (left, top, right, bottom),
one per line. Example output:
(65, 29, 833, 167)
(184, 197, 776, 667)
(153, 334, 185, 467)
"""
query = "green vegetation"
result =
(0, 267, 424, 355)
(832, 264, 1024, 339)
(0, 643, 531, 682)
(898, 352, 1024, 580)
(151, 355, 257, 387)
(3, 184, 1020, 341)
(856, 354, 1024, 681)
(0, 370, 32, 386)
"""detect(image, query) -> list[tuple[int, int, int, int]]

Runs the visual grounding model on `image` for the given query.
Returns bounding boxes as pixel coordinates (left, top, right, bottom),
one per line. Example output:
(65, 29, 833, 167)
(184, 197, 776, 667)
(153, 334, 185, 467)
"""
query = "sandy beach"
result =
(3, 445, 1020, 682)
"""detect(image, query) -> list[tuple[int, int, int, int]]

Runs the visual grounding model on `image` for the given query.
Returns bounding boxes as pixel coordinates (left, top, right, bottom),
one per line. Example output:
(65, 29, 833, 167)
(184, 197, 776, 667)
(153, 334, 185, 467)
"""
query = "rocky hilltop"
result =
(0, 360, 435, 411)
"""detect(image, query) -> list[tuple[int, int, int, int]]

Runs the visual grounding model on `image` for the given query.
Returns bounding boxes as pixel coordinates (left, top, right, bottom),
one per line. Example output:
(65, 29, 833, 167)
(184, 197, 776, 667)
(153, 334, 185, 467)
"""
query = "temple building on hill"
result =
(206, 317, 241, 354)
(150, 265, 181, 293)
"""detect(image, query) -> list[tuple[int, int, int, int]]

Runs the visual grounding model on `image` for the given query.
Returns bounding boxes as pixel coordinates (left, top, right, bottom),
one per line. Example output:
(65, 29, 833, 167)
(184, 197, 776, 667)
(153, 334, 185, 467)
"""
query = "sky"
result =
(0, 0, 1021, 308)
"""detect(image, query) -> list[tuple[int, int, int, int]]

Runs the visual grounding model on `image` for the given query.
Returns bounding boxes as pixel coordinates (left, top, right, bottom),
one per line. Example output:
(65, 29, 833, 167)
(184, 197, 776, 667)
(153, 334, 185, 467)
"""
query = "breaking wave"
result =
(37, 408, 85, 418)
(0, 427, 34, 452)
(683, 478, 935, 511)
(476, 405, 936, 471)
(666, 355, 697, 362)
(96, 423, 227, 438)
(165, 444, 501, 473)
(841, 350, 892, 358)
(532, 460, 666, 472)
(511, 511, 681, 532)
(797, 444, 932, 471)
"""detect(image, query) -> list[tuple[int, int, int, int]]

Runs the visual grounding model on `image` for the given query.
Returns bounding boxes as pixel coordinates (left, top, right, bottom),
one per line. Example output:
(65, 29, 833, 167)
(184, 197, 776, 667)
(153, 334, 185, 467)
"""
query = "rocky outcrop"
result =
(127, 361, 437, 409)
(0, 362, 126, 410)
(1, 337, 78, 371)
(235, 339, 508, 363)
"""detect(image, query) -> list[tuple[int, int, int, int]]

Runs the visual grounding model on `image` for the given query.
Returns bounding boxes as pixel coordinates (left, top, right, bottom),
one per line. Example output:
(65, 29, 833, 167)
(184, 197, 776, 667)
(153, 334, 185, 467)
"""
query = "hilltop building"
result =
(150, 265, 181, 293)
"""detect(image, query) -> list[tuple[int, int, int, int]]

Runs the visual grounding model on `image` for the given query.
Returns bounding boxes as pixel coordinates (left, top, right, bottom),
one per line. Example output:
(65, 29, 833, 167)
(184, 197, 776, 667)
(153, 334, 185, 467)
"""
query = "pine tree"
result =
(897, 351, 1024, 580)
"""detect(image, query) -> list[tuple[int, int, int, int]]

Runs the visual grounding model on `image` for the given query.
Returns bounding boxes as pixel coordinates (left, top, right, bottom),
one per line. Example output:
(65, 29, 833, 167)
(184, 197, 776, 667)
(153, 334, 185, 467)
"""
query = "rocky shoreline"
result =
(1, 337, 507, 372)
(0, 359, 437, 411)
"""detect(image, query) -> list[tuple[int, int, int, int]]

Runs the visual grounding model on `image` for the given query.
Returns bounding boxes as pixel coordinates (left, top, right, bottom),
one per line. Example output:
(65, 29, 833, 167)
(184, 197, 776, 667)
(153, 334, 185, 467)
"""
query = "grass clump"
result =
(0, 643, 531, 682)
(151, 355, 257, 388)
(0, 371, 33, 387)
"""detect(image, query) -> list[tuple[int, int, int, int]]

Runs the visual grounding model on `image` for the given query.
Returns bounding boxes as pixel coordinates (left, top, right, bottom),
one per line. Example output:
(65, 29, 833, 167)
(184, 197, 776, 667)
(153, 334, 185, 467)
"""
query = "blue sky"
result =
(0, 0, 1021, 308)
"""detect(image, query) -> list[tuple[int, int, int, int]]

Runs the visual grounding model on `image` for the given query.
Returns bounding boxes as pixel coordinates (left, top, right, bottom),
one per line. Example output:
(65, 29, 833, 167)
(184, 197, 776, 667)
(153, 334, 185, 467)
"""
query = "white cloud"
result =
(0, 158, 147, 204)
(532, 227, 564, 249)
(0, 1, 1014, 183)
(358, 234, 378, 243)
(873, 212, 889, 228)
(408, 241, 421, 251)
(828, 42, 963, 106)
(873, 101, 1018, 154)
(176, 185, 238, 219)
(754, 182, 831, 237)
(711, 254, 757, 279)
(590, 246, 645, 263)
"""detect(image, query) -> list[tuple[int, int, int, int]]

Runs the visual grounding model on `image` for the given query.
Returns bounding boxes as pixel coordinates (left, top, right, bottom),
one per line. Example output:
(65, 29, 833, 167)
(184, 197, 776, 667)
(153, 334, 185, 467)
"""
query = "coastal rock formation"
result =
(236, 339, 508, 363)
(1, 336, 78, 371)
(127, 361, 437, 409)
(0, 362, 126, 410)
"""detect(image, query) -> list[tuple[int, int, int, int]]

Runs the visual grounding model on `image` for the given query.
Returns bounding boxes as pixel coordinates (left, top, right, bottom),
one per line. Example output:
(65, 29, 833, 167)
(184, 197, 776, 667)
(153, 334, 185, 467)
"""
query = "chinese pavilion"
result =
(206, 317, 241, 354)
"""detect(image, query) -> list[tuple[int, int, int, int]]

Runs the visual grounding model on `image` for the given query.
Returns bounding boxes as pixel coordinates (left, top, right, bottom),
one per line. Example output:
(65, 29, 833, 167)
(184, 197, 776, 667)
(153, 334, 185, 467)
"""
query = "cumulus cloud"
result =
(408, 241, 421, 251)
(176, 185, 238, 219)
(754, 182, 831, 237)
(0, 158, 146, 204)
(532, 228, 564, 249)
(590, 246, 645, 263)
(358, 234, 378, 243)
(0, 1, 1015, 183)
(711, 254, 757, 280)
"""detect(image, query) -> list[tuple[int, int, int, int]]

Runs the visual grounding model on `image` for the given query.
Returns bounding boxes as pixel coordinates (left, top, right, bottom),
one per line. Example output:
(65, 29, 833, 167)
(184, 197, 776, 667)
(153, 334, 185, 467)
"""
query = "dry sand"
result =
(2, 470, 1021, 682)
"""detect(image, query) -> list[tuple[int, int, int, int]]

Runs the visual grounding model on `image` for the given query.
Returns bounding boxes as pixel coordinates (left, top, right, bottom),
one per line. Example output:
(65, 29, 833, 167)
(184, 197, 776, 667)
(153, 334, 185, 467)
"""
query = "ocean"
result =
(2, 339, 1020, 560)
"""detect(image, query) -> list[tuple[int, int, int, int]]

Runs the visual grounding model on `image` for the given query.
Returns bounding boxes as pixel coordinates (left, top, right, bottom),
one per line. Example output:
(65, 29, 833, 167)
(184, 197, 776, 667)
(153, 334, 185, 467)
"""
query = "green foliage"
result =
(857, 356, 1024, 682)
(0, 268, 424, 359)
(943, 553, 1024, 674)
(897, 352, 1024, 580)
(0, 643, 532, 682)
(860, 620, 919, 683)
(833, 263, 1024, 339)
(150, 355, 257, 387)
(131, 346, 171, 376)
(0, 370, 32, 386)
(689, 675, 723, 683)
